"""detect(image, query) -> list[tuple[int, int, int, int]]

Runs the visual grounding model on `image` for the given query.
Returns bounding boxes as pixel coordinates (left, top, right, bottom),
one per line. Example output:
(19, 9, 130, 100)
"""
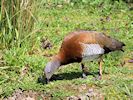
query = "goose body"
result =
(44, 31, 125, 83)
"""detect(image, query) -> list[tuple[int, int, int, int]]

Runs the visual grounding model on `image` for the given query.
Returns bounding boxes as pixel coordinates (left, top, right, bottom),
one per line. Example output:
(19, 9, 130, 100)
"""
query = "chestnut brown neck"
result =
(51, 53, 65, 65)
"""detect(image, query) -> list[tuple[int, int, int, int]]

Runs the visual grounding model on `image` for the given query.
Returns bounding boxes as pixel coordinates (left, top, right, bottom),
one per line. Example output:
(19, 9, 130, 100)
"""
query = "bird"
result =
(43, 30, 125, 84)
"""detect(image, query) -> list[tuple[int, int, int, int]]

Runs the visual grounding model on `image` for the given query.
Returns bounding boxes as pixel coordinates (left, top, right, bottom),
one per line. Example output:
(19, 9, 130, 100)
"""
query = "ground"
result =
(0, 1, 133, 100)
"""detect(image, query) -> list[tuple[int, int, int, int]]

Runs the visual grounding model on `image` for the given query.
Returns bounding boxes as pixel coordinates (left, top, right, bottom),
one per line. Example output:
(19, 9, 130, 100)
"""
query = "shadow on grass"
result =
(51, 71, 98, 81)
(38, 71, 99, 84)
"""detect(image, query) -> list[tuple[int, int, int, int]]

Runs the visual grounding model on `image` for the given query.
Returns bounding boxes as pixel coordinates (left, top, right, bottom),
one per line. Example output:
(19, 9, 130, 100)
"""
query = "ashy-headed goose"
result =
(43, 31, 125, 83)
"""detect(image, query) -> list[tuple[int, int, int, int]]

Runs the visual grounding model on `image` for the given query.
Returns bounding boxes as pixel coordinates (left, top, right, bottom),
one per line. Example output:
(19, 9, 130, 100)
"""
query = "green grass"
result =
(0, 1, 133, 99)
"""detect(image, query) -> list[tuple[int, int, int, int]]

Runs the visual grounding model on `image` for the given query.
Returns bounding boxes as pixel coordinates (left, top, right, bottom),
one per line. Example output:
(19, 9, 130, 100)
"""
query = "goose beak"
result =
(45, 78, 50, 84)
(37, 75, 49, 84)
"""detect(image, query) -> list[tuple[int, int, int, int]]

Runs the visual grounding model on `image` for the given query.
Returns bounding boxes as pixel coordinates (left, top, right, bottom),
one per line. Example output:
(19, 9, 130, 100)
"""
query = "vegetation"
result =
(0, 0, 37, 49)
(0, 0, 133, 99)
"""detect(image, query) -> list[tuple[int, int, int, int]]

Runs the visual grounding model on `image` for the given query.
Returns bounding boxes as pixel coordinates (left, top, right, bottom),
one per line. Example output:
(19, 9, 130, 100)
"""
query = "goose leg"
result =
(81, 63, 88, 79)
(98, 58, 103, 80)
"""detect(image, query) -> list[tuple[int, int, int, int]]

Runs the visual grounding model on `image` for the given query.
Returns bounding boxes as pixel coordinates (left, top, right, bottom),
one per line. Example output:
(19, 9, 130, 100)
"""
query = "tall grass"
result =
(0, 0, 37, 49)
(0, 0, 129, 49)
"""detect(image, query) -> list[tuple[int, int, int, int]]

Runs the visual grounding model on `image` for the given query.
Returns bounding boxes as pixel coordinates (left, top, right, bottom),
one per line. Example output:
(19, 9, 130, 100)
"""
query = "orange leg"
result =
(98, 58, 103, 80)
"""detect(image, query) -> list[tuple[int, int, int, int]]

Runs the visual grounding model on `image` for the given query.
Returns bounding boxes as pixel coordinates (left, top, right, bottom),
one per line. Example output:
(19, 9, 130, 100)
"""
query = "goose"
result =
(43, 31, 125, 83)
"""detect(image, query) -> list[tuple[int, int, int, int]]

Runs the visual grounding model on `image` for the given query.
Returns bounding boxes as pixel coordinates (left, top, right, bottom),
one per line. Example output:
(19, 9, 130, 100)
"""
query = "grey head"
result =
(44, 59, 61, 83)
